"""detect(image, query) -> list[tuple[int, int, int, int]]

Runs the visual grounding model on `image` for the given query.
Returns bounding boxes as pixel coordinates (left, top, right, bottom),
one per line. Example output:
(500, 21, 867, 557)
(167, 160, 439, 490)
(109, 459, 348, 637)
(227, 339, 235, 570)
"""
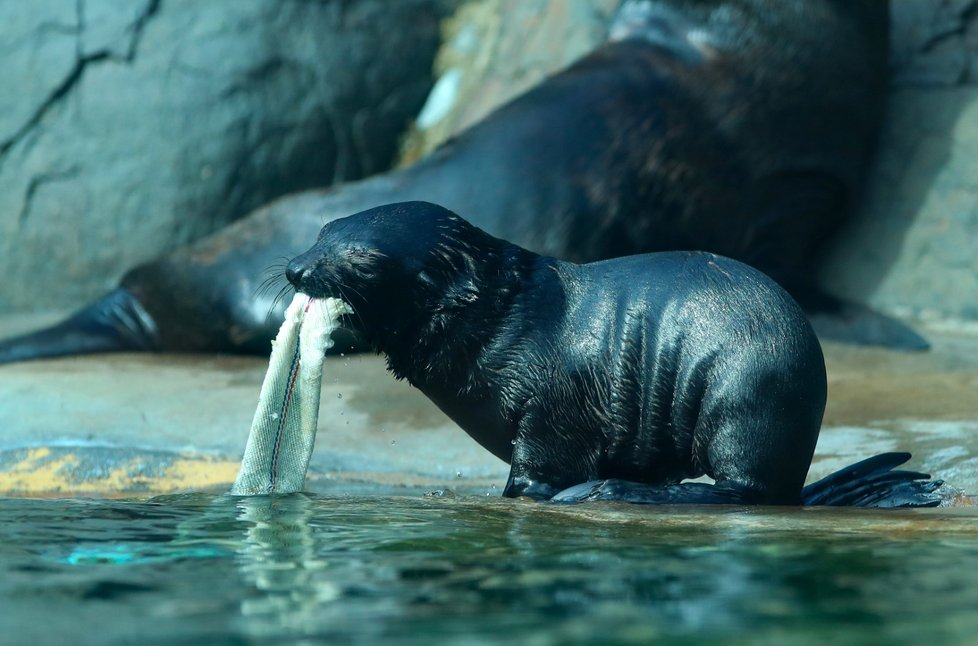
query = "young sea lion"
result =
(0, 0, 923, 365)
(285, 201, 940, 507)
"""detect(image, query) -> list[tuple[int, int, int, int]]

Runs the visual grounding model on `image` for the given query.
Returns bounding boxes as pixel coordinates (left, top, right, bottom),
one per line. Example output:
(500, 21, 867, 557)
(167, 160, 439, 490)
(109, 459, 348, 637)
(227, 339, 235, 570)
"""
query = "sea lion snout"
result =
(285, 257, 310, 289)
(286, 251, 330, 299)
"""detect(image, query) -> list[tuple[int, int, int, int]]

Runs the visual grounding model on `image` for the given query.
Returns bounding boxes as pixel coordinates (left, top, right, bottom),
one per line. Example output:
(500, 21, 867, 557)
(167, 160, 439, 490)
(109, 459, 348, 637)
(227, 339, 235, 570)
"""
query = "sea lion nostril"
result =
(285, 259, 308, 287)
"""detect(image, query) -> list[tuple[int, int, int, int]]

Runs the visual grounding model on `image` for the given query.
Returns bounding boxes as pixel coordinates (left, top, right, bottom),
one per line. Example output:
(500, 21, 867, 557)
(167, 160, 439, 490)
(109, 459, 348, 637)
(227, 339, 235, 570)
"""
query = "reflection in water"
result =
(223, 497, 978, 642)
(2, 494, 978, 643)
(223, 497, 342, 638)
(233, 495, 330, 634)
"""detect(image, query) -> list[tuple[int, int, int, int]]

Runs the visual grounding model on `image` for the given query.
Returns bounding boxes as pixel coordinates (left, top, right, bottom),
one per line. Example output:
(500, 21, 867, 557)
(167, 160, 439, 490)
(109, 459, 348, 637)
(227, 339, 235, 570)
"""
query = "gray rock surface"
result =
(819, 1, 978, 331)
(0, 0, 445, 312)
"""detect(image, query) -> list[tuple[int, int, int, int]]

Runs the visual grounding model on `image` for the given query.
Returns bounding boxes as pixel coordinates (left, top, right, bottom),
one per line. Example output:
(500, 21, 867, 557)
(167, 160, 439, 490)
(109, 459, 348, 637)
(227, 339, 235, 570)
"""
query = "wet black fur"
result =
(288, 202, 941, 507)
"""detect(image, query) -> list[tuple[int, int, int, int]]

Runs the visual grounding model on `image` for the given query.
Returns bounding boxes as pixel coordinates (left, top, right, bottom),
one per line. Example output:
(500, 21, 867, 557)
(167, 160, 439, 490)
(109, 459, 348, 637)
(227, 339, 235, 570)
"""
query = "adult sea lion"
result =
(0, 0, 923, 365)
(285, 201, 940, 506)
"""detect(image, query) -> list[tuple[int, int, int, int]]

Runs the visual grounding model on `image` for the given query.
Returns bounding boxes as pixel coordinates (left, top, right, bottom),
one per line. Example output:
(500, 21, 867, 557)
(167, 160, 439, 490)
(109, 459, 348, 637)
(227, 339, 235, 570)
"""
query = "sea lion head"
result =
(287, 202, 432, 301)
(286, 200, 539, 383)
(288, 202, 449, 317)
(285, 201, 519, 362)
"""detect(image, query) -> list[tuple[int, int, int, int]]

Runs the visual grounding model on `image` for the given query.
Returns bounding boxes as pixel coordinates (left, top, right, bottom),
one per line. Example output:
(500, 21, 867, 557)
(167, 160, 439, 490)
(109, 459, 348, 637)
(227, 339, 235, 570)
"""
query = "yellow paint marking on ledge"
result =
(161, 457, 241, 490)
(0, 446, 240, 497)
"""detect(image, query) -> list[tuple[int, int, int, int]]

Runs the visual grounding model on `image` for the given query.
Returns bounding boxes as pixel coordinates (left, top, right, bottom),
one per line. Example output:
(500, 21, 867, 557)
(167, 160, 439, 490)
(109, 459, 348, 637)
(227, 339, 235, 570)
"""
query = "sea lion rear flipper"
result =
(801, 452, 943, 508)
(797, 289, 930, 351)
(0, 288, 159, 364)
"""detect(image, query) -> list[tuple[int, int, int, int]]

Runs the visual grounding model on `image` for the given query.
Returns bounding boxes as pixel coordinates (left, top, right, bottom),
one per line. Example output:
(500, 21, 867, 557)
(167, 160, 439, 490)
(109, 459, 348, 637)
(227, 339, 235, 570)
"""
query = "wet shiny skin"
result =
(286, 202, 937, 507)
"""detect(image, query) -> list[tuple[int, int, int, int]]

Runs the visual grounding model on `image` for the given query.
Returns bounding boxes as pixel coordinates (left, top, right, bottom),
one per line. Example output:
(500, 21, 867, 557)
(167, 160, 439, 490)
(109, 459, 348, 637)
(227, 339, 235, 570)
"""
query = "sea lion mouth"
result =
(285, 253, 358, 306)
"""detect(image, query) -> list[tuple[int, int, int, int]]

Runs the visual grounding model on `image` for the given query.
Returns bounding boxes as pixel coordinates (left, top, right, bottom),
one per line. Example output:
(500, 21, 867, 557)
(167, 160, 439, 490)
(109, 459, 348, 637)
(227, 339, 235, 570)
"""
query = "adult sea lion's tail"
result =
(801, 452, 943, 508)
(0, 288, 159, 364)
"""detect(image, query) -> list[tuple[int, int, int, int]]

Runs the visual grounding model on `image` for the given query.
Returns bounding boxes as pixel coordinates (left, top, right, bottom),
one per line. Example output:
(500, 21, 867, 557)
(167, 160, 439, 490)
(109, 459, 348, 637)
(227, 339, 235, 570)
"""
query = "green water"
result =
(2, 493, 978, 645)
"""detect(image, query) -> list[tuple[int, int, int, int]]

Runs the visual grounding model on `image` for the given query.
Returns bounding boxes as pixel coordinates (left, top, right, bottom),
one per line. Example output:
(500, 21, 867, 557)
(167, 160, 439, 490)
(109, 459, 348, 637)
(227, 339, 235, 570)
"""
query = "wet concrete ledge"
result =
(1, 314, 977, 498)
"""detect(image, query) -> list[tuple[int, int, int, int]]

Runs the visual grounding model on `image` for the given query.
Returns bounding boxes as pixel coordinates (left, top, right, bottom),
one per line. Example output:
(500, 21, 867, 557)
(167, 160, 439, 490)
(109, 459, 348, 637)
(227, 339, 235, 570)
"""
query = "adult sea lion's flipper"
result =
(0, 288, 159, 364)
(744, 170, 930, 351)
(803, 292, 931, 352)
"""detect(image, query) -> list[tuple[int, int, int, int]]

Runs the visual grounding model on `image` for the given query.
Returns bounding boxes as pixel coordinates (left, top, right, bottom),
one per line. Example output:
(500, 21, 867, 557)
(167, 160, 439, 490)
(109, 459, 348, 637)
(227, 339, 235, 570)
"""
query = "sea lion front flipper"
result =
(549, 479, 758, 505)
(0, 288, 160, 364)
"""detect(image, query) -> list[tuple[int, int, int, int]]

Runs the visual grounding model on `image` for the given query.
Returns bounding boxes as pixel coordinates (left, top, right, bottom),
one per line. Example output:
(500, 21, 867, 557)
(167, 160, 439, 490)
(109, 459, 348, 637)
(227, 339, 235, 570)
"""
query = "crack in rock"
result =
(18, 167, 81, 227)
(119, 0, 161, 62)
(0, 0, 161, 164)
(917, 1, 976, 52)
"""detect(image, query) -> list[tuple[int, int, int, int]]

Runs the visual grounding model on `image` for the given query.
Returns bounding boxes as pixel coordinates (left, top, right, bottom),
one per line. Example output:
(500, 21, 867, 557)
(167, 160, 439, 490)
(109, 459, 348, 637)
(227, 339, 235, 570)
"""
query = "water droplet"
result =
(270, 413, 279, 420)
(337, 393, 343, 399)
(455, 471, 462, 479)
(340, 353, 345, 358)
(391, 440, 397, 445)
(510, 439, 516, 445)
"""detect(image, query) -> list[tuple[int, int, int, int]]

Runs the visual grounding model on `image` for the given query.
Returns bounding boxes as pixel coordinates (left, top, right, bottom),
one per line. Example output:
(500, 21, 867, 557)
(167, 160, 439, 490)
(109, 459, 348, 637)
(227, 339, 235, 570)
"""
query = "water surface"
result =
(2, 493, 977, 645)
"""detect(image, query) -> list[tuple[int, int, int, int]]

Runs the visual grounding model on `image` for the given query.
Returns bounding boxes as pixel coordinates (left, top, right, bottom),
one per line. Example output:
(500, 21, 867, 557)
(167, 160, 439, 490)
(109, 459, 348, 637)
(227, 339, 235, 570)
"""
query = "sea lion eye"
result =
(345, 246, 382, 279)
(349, 246, 374, 261)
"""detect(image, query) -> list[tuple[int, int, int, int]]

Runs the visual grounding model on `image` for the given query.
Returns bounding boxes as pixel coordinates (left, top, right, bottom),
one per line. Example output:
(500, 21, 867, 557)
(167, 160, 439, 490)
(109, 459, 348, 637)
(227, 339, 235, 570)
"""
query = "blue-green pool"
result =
(2, 492, 978, 644)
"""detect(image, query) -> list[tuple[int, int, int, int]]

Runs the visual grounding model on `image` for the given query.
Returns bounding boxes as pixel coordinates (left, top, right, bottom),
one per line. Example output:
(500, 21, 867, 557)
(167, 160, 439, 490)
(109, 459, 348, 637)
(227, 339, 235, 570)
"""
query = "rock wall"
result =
(0, 0, 446, 312)
(819, 1, 978, 332)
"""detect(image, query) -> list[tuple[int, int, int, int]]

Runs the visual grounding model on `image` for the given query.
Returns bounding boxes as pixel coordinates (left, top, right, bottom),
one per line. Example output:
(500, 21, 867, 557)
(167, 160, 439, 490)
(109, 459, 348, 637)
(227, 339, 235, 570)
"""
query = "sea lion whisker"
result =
(265, 283, 296, 324)
(253, 258, 293, 299)
(334, 282, 368, 331)
(260, 257, 291, 276)
(254, 272, 288, 300)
